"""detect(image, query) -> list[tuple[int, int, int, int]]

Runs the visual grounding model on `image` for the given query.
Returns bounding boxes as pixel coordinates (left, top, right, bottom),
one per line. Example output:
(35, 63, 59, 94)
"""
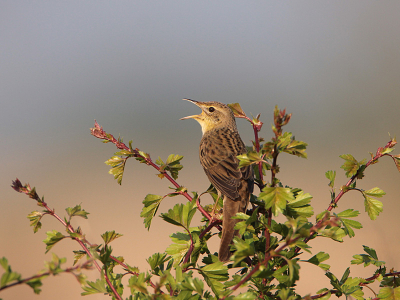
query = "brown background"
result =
(1, 1, 400, 299)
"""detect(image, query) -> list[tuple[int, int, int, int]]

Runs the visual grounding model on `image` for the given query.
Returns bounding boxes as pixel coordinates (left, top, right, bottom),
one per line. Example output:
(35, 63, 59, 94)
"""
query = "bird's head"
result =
(180, 99, 236, 135)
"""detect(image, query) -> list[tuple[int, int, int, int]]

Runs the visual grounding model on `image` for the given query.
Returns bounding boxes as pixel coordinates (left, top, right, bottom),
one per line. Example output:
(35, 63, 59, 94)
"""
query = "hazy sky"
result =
(1, 2, 400, 299)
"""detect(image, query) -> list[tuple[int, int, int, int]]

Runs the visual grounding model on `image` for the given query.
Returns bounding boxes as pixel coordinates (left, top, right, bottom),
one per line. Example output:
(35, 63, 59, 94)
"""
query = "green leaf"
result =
(315, 289, 331, 300)
(340, 267, 350, 283)
(272, 264, 292, 285)
(73, 250, 87, 265)
(0, 257, 21, 289)
(377, 287, 400, 300)
(319, 227, 346, 242)
(233, 292, 258, 300)
(26, 277, 43, 294)
(342, 277, 363, 297)
(65, 205, 89, 219)
(279, 132, 308, 158)
(43, 231, 66, 253)
(286, 190, 314, 218)
(44, 253, 67, 275)
(146, 253, 170, 271)
(231, 237, 255, 264)
(160, 201, 196, 230)
(166, 232, 191, 265)
(337, 209, 360, 218)
(227, 103, 247, 118)
(134, 150, 150, 164)
(140, 194, 163, 229)
(326, 272, 342, 294)
(364, 196, 383, 220)
(0, 258, 8, 270)
(340, 154, 366, 178)
(392, 155, 400, 172)
(27, 211, 43, 233)
(340, 218, 362, 237)
(81, 278, 109, 296)
(157, 154, 184, 180)
(105, 155, 127, 185)
(349, 288, 365, 300)
(128, 272, 149, 295)
(306, 252, 330, 271)
(351, 246, 385, 267)
(258, 187, 294, 216)
(237, 152, 263, 169)
(199, 262, 229, 297)
(325, 170, 336, 188)
(101, 231, 123, 245)
(336, 209, 362, 238)
(364, 187, 386, 198)
(362, 245, 378, 260)
(179, 273, 205, 295)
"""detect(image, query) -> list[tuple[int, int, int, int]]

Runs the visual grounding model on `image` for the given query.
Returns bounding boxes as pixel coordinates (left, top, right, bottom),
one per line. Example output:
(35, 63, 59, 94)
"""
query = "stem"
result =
(11, 179, 122, 300)
(182, 228, 195, 265)
(308, 271, 400, 299)
(109, 255, 161, 292)
(0, 261, 91, 292)
(90, 121, 213, 222)
(252, 124, 263, 183)
(103, 269, 122, 300)
(302, 144, 387, 246)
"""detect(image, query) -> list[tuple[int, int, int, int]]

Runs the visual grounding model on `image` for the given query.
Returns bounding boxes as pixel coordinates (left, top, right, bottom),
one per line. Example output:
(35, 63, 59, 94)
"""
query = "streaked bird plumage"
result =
(181, 99, 254, 262)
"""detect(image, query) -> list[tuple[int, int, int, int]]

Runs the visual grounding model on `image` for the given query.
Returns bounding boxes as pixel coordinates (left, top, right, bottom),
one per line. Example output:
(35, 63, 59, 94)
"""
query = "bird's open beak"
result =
(180, 98, 204, 120)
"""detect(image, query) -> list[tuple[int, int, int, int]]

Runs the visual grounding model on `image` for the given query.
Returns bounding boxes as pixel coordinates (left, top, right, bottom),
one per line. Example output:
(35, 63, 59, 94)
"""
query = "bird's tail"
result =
(218, 198, 242, 262)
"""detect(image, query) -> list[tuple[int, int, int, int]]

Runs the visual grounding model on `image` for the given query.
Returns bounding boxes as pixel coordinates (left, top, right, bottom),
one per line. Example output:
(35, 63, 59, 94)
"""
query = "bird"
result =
(180, 99, 254, 262)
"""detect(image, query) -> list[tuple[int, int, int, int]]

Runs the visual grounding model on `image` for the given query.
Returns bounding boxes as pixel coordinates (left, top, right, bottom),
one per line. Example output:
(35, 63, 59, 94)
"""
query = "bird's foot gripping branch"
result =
(6, 104, 400, 300)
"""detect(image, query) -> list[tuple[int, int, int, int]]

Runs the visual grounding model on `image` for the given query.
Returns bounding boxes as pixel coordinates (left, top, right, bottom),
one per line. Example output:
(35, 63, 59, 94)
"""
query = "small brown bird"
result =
(181, 99, 254, 262)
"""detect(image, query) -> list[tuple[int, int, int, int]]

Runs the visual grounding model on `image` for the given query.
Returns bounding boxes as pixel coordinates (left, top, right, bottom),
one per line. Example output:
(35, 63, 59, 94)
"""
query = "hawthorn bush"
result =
(3, 105, 400, 300)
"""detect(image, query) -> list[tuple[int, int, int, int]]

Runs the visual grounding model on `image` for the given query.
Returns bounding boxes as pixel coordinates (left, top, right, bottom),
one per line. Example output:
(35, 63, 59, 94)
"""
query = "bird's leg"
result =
(210, 191, 223, 220)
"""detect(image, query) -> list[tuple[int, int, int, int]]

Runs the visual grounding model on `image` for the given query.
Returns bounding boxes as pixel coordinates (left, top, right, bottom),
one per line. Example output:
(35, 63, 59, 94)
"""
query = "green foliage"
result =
(351, 245, 385, 267)
(161, 201, 196, 230)
(0, 257, 21, 290)
(105, 150, 130, 185)
(101, 231, 123, 245)
(258, 187, 294, 216)
(335, 209, 362, 238)
(6, 105, 400, 299)
(277, 132, 308, 158)
(305, 252, 330, 271)
(66, 204, 89, 221)
(141, 194, 163, 229)
(43, 230, 66, 253)
(156, 154, 184, 180)
(81, 278, 108, 296)
(378, 287, 400, 300)
(340, 154, 367, 178)
(27, 211, 44, 233)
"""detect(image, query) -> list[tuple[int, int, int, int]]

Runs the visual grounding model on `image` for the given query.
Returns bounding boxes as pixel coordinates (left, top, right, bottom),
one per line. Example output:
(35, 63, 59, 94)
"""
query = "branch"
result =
(223, 214, 337, 298)
(303, 138, 397, 245)
(90, 121, 213, 222)
(0, 260, 92, 292)
(11, 179, 122, 300)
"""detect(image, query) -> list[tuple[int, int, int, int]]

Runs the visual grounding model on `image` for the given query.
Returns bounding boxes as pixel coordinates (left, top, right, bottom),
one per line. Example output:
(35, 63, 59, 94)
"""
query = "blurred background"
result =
(1, 1, 400, 299)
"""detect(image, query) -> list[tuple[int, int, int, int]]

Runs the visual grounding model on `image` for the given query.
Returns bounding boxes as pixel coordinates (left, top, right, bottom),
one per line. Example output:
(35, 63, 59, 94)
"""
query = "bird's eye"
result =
(208, 107, 215, 112)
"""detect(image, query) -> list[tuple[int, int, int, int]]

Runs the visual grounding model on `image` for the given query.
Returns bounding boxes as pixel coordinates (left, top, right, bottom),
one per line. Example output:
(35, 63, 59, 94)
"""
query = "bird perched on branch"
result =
(180, 99, 254, 262)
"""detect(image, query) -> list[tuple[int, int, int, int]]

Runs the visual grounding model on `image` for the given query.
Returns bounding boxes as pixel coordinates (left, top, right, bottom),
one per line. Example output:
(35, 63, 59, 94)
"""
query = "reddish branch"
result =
(90, 121, 213, 222)
(11, 179, 121, 300)
(302, 138, 397, 246)
(0, 260, 93, 292)
(221, 214, 339, 299)
(308, 271, 400, 299)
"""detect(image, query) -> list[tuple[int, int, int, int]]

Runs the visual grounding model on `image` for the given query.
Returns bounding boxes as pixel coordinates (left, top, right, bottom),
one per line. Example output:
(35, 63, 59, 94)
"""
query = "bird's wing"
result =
(200, 129, 247, 200)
